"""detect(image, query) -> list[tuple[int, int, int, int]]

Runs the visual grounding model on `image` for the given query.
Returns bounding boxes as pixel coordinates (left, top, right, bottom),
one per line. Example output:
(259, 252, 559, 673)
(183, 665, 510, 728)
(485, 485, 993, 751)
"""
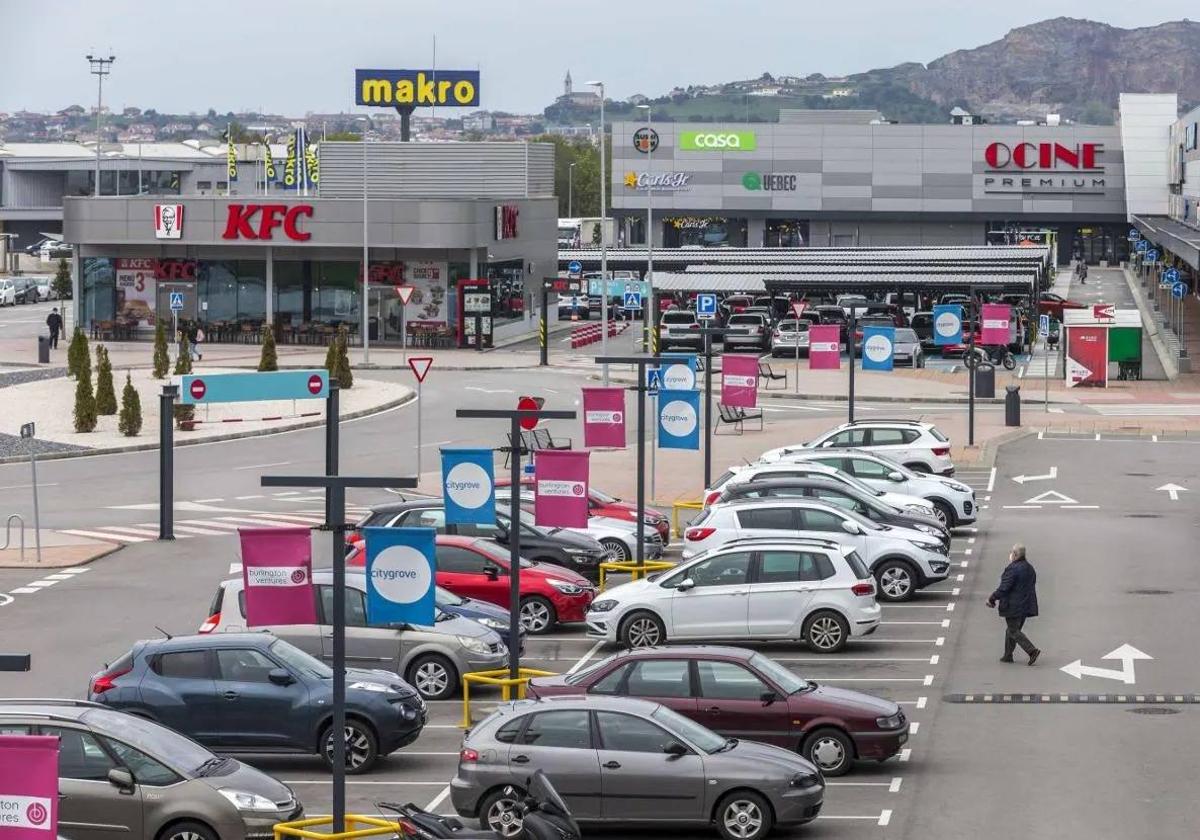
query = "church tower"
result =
(564, 70, 573, 97)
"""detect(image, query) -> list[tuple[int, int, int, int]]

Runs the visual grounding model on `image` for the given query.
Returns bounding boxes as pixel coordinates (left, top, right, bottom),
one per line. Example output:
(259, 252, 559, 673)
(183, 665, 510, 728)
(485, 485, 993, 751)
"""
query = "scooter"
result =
(964, 344, 1017, 371)
(380, 770, 581, 840)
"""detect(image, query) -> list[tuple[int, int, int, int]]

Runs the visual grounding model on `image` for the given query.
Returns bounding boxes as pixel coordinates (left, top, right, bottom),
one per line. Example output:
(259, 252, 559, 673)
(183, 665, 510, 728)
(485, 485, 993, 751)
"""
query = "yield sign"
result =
(395, 285, 415, 305)
(791, 301, 808, 319)
(408, 356, 433, 383)
(1024, 490, 1077, 505)
(1092, 303, 1115, 320)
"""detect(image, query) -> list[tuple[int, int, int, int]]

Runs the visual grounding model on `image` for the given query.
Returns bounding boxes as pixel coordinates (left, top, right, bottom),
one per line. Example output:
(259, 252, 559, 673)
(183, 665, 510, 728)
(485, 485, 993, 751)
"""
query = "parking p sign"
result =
(696, 293, 718, 320)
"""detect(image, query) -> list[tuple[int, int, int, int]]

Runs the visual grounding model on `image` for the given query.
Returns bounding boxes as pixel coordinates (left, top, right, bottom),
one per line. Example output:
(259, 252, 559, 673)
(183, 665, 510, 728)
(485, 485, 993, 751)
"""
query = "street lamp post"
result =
(86, 54, 116, 197)
(568, 162, 576, 218)
(637, 104, 654, 354)
(587, 81, 609, 384)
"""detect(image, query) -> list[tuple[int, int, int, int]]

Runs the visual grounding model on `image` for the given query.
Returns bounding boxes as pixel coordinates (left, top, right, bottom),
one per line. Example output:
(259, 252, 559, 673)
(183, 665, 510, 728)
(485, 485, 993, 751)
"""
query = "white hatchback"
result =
(585, 537, 880, 652)
(765, 420, 955, 476)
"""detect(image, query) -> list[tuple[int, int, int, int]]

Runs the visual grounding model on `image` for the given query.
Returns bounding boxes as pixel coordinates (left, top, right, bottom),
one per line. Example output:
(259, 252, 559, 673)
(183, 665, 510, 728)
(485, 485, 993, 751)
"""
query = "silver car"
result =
(893, 327, 925, 367)
(769, 319, 810, 357)
(204, 571, 508, 700)
(451, 695, 824, 840)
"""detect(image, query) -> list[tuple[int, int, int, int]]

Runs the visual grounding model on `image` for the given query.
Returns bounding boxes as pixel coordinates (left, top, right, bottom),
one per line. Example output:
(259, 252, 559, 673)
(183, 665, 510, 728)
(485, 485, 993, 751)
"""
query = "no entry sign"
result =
(189, 379, 207, 400)
(518, 396, 541, 431)
(180, 370, 329, 404)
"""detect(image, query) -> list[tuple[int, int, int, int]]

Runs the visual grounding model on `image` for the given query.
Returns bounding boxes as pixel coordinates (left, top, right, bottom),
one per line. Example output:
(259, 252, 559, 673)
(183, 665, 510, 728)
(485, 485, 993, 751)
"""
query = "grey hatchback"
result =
(451, 695, 824, 840)
(0, 699, 301, 840)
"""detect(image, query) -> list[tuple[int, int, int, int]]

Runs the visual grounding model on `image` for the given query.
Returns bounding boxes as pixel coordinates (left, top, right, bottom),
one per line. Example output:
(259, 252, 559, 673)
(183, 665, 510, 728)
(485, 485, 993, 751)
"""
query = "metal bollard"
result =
(1005, 384, 1021, 427)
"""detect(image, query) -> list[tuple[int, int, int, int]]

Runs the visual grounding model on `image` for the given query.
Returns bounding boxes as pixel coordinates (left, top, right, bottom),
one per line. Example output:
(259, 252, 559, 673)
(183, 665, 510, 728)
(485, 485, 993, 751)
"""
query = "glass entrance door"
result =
(368, 287, 406, 344)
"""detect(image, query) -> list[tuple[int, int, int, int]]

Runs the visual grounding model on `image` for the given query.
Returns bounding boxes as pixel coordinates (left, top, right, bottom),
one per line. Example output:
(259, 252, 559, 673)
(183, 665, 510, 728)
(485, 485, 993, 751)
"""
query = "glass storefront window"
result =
(486, 259, 526, 323)
(664, 217, 746, 248)
(198, 261, 265, 324)
(82, 257, 116, 326)
(274, 261, 307, 324)
(765, 219, 810, 248)
(64, 170, 181, 197)
(312, 262, 360, 325)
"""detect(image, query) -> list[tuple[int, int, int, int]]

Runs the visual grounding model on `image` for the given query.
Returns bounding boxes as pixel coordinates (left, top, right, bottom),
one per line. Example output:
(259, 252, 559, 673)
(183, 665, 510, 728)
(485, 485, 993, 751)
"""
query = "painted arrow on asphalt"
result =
(1157, 483, 1189, 501)
(1061, 644, 1153, 684)
(1012, 467, 1057, 484)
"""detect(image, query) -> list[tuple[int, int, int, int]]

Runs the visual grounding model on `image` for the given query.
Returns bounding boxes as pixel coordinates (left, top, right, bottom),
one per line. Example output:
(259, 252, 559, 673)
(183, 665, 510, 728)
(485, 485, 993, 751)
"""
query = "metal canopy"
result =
(653, 272, 1037, 294)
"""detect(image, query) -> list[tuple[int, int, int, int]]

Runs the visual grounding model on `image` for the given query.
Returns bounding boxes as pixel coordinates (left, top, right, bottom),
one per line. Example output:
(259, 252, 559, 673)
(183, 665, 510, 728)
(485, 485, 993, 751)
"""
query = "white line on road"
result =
(566, 640, 606, 675)
(910, 722, 920, 734)
(182, 519, 243, 531)
(100, 525, 163, 538)
(229, 562, 242, 574)
(881, 620, 947, 626)
(879, 809, 894, 826)
(235, 495, 264, 500)
(215, 517, 298, 528)
(234, 461, 292, 471)
(942, 619, 950, 627)
(889, 777, 903, 793)
(0, 483, 59, 491)
(917, 696, 928, 709)
(852, 638, 942, 644)
(193, 498, 224, 503)
(956, 574, 965, 582)
(987, 467, 997, 492)
(936, 636, 945, 646)
(26, 580, 58, 589)
(923, 675, 935, 685)
(174, 524, 234, 536)
(9, 587, 40, 594)
(0, 593, 12, 607)
(899, 748, 912, 762)
(424, 786, 451, 812)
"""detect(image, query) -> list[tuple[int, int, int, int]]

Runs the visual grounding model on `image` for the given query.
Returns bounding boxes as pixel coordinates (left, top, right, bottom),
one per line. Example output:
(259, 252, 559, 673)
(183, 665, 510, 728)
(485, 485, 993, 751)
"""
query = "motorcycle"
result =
(379, 770, 580, 840)
(964, 344, 1017, 371)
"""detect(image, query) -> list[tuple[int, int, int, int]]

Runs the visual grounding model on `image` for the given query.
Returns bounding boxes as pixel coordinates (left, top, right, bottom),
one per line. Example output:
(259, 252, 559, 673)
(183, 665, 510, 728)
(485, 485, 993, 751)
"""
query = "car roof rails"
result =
(0, 698, 106, 708)
(720, 535, 841, 549)
(844, 418, 927, 426)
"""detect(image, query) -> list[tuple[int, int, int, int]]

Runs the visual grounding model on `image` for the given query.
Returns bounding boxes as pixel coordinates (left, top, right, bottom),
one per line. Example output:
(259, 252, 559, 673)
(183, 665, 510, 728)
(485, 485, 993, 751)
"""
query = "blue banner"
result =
(179, 370, 328, 405)
(659, 354, 698, 391)
(441, 448, 496, 525)
(364, 527, 436, 627)
(932, 304, 963, 346)
(658, 388, 701, 450)
(861, 326, 895, 371)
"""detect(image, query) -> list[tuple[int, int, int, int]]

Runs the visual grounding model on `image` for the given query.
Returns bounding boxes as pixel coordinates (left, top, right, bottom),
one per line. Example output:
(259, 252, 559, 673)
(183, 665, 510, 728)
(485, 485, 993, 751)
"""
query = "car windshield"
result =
(82, 708, 215, 775)
(470, 538, 535, 568)
(776, 320, 807, 332)
(662, 312, 695, 324)
(590, 487, 618, 504)
(650, 705, 726, 753)
(269, 638, 333, 679)
(895, 329, 918, 343)
(749, 653, 809, 694)
(435, 586, 466, 607)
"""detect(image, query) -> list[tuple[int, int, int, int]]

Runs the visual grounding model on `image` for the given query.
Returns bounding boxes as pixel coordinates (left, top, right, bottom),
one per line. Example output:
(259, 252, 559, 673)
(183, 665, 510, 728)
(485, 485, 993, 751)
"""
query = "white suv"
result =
(585, 537, 880, 652)
(683, 498, 951, 601)
(705, 461, 936, 518)
(766, 420, 954, 476)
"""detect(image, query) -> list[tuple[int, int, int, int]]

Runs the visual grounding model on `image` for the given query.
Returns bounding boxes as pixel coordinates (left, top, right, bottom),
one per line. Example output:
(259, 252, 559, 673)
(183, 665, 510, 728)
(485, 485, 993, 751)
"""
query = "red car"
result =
(495, 477, 670, 544)
(349, 534, 595, 634)
(526, 645, 908, 776)
(1038, 292, 1085, 320)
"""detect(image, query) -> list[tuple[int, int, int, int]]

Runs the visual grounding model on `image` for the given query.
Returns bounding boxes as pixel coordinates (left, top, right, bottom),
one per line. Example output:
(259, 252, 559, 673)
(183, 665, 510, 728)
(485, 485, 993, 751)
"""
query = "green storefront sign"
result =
(679, 130, 757, 151)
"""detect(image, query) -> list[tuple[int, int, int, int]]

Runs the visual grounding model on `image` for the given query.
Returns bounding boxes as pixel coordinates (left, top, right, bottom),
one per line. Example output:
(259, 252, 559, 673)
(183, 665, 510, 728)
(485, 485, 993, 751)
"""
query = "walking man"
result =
(45, 307, 63, 349)
(987, 543, 1041, 665)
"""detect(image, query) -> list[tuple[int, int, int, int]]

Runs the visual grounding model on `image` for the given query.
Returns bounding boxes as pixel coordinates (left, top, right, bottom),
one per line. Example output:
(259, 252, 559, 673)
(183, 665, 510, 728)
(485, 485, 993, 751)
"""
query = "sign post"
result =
(396, 284, 414, 366)
(541, 277, 582, 368)
(169, 290, 184, 345)
(19, 423, 41, 564)
(694, 327, 746, 488)
(791, 301, 807, 396)
(159, 385, 177, 540)
(968, 286, 977, 446)
(409, 357, 433, 476)
(1040, 313, 1050, 413)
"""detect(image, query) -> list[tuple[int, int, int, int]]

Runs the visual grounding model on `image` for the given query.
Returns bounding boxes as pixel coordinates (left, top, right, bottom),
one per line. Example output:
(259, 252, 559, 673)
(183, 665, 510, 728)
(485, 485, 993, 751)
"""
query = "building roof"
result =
(0, 141, 284, 161)
(1132, 214, 1200, 270)
(778, 109, 886, 125)
(653, 271, 1037, 293)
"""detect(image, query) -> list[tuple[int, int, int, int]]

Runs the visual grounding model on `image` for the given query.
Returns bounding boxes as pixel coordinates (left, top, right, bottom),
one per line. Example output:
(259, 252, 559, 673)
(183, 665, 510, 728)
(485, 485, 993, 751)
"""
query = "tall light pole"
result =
(636, 104, 654, 355)
(86, 54, 116, 197)
(586, 81, 609, 384)
(568, 162, 576, 218)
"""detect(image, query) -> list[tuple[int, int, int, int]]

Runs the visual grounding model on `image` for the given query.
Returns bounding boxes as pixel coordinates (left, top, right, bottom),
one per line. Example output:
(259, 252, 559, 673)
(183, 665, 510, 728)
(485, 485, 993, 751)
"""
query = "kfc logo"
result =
(154, 204, 184, 239)
(495, 204, 519, 240)
(222, 204, 314, 241)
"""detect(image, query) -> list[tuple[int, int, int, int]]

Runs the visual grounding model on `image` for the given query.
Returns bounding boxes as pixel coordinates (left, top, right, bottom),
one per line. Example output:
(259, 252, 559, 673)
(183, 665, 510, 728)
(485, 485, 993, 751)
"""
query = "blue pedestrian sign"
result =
(1173, 281, 1187, 300)
(696, 293, 718, 321)
(623, 289, 643, 310)
(1129, 228, 1141, 241)
(1136, 239, 1148, 252)
(169, 292, 184, 311)
(1039, 313, 1050, 336)
(567, 260, 582, 275)
(645, 369, 662, 394)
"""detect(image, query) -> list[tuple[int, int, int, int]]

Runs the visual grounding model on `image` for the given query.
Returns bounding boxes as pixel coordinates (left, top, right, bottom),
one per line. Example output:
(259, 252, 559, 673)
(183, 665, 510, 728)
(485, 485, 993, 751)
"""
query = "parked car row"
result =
(0, 275, 56, 305)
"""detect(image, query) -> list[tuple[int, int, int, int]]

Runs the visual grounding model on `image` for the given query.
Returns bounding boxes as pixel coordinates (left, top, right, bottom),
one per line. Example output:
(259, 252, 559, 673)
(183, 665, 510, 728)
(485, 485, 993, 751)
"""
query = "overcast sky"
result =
(1, 0, 1192, 116)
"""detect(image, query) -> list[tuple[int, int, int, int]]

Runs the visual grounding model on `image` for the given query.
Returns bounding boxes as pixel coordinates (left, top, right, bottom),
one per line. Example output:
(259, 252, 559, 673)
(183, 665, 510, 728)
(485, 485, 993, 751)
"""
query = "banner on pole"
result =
(808, 324, 841, 370)
(980, 303, 1012, 346)
(932, 304, 963, 345)
(534, 450, 591, 528)
(239, 528, 316, 626)
(0, 735, 58, 840)
(364, 527, 436, 626)
(861, 326, 896, 372)
(658, 388, 701, 450)
(441, 448, 496, 525)
(720, 354, 759, 407)
(659, 355, 698, 391)
(1067, 326, 1108, 388)
(582, 387, 626, 448)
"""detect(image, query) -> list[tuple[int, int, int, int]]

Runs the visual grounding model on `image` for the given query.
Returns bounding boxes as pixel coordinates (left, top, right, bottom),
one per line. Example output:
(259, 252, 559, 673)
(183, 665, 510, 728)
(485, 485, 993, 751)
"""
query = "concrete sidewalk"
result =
(0, 528, 119, 569)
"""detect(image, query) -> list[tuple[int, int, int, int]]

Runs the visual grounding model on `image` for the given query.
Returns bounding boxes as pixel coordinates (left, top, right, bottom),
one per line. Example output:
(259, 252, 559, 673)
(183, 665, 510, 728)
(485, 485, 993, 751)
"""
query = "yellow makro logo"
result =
(355, 69, 481, 107)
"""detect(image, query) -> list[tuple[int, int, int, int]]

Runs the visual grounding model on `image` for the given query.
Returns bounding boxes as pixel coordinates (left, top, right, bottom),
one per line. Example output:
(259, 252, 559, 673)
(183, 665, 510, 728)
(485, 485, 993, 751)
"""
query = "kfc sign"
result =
(984, 142, 1103, 171)
(222, 204, 314, 241)
(495, 204, 519, 240)
(154, 204, 183, 239)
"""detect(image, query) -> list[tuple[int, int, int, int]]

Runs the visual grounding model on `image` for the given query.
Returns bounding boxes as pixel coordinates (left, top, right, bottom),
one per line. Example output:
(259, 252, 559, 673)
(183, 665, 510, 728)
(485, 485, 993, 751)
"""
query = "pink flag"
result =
(582, 387, 626, 448)
(809, 324, 841, 370)
(0, 735, 58, 840)
(239, 527, 316, 626)
(720, 354, 759, 408)
(534, 450, 590, 528)
(980, 303, 1011, 346)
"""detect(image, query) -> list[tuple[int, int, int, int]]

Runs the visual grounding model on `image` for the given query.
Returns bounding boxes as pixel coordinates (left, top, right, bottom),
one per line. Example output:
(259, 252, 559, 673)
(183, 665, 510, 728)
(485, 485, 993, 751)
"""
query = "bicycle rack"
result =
(2, 514, 25, 563)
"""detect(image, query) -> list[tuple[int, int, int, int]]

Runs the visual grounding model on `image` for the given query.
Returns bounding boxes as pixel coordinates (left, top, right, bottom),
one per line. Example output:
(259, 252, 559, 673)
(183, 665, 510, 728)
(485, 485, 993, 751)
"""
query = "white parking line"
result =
(889, 777, 903, 793)
(899, 748, 912, 762)
(879, 809, 893, 826)
(425, 786, 451, 812)
(910, 722, 920, 734)
(8, 587, 40, 594)
(26, 580, 58, 589)
(916, 696, 928, 709)
(987, 467, 997, 492)
(566, 640, 606, 676)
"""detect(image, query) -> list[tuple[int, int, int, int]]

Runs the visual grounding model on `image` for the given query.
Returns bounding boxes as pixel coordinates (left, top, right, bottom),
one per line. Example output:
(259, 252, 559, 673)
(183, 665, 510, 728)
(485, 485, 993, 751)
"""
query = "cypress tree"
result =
(173, 335, 195, 428)
(118, 372, 142, 437)
(52, 257, 72, 301)
(95, 346, 117, 415)
(152, 320, 170, 379)
(73, 350, 96, 432)
(66, 327, 85, 378)
(335, 325, 354, 389)
(258, 324, 279, 371)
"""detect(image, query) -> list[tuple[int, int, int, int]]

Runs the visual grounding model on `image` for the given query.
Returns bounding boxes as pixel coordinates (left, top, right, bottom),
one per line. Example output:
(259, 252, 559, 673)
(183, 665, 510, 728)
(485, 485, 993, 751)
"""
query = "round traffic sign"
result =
(1173, 281, 1187, 300)
(518, 396, 540, 431)
(568, 260, 582, 274)
(307, 374, 324, 395)
(189, 379, 206, 400)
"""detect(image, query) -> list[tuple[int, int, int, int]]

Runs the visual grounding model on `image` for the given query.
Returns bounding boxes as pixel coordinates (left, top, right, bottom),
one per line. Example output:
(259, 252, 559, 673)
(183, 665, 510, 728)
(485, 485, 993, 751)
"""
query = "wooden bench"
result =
(715, 403, 763, 435)
(758, 361, 788, 390)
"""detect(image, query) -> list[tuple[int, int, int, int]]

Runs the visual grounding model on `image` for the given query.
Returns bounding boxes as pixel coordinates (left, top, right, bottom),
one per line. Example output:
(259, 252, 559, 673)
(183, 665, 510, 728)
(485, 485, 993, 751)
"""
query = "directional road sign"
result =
(696, 293, 718, 321)
(169, 291, 184, 311)
(1164, 267, 1180, 284)
(1039, 313, 1050, 336)
(623, 290, 643, 310)
(1146, 249, 1159, 263)
(1093, 304, 1115, 320)
(1173, 281, 1187, 300)
(567, 260, 582, 275)
(646, 369, 662, 394)
(1136, 239, 1148, 252)
(791, 301, 808, 319)
(1129, 228, 1140, 240)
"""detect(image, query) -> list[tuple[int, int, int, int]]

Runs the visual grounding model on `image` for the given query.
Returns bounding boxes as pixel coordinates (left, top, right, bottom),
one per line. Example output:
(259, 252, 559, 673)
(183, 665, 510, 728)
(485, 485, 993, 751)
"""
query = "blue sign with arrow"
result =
(696, 293, 718, 320)
(623, 289, 643, 310)
(1129, 228, 1141, 240)
(1136, 239, 1148, 252)
(1146, 249, 1159, 263)
(567, 260, 582, 275)
(1164, 268, 1180, 284)
(1173, 281, 1187, 300)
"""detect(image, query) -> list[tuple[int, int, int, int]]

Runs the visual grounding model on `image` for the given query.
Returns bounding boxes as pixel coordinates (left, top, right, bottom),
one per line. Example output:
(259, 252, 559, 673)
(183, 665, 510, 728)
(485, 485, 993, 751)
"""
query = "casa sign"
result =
(982, 141, 1107, 195)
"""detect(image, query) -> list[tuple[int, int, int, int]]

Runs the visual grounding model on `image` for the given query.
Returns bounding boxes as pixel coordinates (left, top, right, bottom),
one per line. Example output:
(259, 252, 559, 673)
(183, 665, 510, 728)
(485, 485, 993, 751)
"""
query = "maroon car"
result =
(526, 645, 907, 776)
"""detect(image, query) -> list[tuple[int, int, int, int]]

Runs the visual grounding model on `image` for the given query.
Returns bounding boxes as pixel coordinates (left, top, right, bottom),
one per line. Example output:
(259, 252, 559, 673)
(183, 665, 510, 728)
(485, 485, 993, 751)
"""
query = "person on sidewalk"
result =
(987, 543, 1041, 665)
(191, 322, 204, 361)
(45, 307, 63, 349)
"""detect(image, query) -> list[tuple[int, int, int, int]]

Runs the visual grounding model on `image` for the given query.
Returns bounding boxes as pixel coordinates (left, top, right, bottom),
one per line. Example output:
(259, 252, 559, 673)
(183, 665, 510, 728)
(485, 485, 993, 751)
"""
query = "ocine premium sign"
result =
(982, 141, 1107, 195)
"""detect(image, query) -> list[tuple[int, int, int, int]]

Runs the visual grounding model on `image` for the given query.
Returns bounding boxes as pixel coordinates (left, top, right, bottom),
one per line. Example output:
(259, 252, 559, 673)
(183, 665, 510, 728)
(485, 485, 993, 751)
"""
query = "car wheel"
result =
(322, 718, 379, 774)
(715, 791, 773, 840)
(931, 500, 956, 528)
(904, 462, 932, 474)
(875, 559, 917, 602)
(619, 611, 665, 648)
(480, 787, 526, 837)
(406, 653, 458, 701)
(802, 727, 855, 777)
(158, 821, 218, 840)
(519, 595, 557, 635)
(802, 611, 849, 653)
(599, 537, 631, 562)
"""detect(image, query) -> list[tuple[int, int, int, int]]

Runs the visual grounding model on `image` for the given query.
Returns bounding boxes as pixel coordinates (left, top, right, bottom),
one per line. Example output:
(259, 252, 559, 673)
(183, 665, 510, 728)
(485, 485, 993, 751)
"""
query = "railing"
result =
(1, 515, 24, 563)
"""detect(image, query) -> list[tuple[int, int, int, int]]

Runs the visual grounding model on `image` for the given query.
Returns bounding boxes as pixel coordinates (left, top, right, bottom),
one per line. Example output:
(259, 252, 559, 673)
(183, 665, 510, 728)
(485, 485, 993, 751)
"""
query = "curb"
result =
(964, 427, 1035, 469)
(0, 390, 416, 465)
(0, 541, 124, 571)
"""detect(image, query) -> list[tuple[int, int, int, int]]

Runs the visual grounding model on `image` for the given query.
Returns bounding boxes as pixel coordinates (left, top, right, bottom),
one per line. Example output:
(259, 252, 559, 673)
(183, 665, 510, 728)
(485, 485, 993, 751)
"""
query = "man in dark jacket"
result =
(46, 307, 63, 349)
(987, 543, 1041, 665)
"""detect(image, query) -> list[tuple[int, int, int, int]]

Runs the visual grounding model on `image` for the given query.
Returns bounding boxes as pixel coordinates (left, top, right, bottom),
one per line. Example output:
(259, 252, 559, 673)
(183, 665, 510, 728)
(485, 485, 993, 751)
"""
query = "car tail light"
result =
(685, 527, 716, 542)
(704, 490, 722, 506)
(689, 323, 699, 329)
(460, 748, 479, 762)
(932, 447, 950, 457)
(772, 331, 781, 339)
(91, 665, 132, 695)
(199, 612, 220, 634)
(851, 582, 876, 597)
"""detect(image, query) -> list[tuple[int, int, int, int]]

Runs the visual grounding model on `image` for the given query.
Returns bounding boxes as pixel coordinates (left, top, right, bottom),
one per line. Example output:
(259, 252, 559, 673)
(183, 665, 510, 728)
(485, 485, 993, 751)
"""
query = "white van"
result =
(0, 279, 15, 306)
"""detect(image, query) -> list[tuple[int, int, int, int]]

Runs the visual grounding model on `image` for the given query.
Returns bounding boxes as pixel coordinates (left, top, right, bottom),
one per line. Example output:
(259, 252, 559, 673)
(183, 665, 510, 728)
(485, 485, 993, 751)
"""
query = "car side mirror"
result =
(887, 471, 905, 482)
(819, 440, 835, 448)
(840, 520, 862, 535)
(676, 578, 695, 591)
(664, 741, 689, 758)
(107, 767, 135, 793)
(267, 668, 295, 686)
(483, 564, 501, 580)
(760, 691, 779, 706)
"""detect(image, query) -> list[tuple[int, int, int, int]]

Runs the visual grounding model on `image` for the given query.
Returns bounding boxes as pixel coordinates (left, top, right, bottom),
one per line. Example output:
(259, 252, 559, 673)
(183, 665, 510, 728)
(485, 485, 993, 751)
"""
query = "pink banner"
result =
(0, 735, 58, 840)
(239, 528, 316, 626)
(582, 387, 626, 448)
(980, 303, 1012, 346)
(720, 354, 759, 408)
(534, 450, 590, 528)
(808, 324, 841, 370)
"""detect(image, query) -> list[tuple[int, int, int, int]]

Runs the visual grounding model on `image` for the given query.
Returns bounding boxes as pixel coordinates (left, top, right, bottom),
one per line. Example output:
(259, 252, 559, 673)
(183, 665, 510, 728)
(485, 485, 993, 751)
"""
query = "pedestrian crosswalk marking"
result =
(60, 510, 361, 544)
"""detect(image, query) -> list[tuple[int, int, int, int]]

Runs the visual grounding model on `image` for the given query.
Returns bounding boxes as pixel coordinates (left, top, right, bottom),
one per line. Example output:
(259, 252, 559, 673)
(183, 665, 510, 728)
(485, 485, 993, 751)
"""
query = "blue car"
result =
(89, 633, 426, 773)
(436, 586, 526, 655)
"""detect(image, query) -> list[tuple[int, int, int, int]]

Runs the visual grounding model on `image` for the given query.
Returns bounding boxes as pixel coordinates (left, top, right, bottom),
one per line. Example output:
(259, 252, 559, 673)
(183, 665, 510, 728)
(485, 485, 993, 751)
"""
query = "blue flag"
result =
(658, 354, 698, 391)
(861, 325, 895, 371)
(932, 304, 963, 346)
(441, 448, 496, 525)
(364, 527, 436, 627)
(658, 388, 701, 450)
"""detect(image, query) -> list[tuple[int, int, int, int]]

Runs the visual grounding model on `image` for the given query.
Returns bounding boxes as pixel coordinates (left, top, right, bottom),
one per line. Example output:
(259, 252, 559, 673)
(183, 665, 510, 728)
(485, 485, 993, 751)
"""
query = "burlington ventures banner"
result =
(582, 387, 626, 448)
(534, 450, 590, 528)
(0, 735, 58, 840)
(441, 448, 496, 525)
(239, 528, 316, 626)
(981, 303, 1012, 346)
(720, 354, 759, 407)
(808, 325, 841, 370)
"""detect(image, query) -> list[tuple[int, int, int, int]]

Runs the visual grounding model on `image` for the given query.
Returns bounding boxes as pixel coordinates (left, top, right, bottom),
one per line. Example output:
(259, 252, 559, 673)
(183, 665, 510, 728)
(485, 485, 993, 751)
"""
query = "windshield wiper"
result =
(195, 756, 229, 777)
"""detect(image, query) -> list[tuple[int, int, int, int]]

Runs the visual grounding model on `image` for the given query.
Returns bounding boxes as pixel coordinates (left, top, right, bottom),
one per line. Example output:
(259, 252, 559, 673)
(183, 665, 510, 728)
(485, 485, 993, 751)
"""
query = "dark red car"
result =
(1038, 291, 1085, 320)
(496, 477, 670, 544)
(526, 645, 908, 776)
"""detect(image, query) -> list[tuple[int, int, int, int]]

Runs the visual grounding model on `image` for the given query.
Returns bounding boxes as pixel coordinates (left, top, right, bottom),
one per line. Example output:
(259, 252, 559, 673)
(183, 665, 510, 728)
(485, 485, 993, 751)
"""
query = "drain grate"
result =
(1127, 588, 1172, 595)
(1128, 707, 1180, 715)
(944, 693, 1200, 704)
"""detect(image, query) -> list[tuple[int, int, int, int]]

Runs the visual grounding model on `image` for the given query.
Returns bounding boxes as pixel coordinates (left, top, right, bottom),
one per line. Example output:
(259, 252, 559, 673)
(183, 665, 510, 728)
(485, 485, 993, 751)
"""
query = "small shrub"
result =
(117, 372, 142, 436)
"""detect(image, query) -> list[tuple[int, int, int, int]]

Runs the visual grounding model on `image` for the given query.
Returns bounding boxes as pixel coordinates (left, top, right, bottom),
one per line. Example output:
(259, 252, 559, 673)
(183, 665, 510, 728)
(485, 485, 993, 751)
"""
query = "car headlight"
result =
(912, 523, 941, 536)
(590, 599, 617, 613)
(790, 771, 822, 788)
(219, 789, 278, 812)
(904, 503, 936, 516)
(940, 480, 969, 493)
(456, 635, 492, 655)
(548, 579, 585, 595)
(908, 539, 941, 552)
(876, 712, 905, 730)
(477, 617, 509, 631)
(348, 681, 392, 693)
(564, 547, 591, 555)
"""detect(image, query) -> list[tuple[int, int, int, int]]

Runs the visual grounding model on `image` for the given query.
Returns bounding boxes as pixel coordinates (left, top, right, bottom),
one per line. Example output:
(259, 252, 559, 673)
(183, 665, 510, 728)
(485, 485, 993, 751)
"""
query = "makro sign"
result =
(624, 171, 691, 191)
(222, 204, 314, 241)
(356, 69, 480, 107)
(679, 130, 756, 151)
(982, 141, 1106, 195)
(742, 172, 797, 191)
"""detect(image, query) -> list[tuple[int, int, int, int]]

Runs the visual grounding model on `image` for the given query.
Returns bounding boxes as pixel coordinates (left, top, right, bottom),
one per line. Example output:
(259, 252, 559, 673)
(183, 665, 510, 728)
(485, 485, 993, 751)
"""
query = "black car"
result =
(814, 306, 849, 341)
(89, 634, 426, 773)
(12, 277, 36, 304)
(910, 311, 935, 350)
(713, 477, 950, 547)
(355, 499, 608, 580)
